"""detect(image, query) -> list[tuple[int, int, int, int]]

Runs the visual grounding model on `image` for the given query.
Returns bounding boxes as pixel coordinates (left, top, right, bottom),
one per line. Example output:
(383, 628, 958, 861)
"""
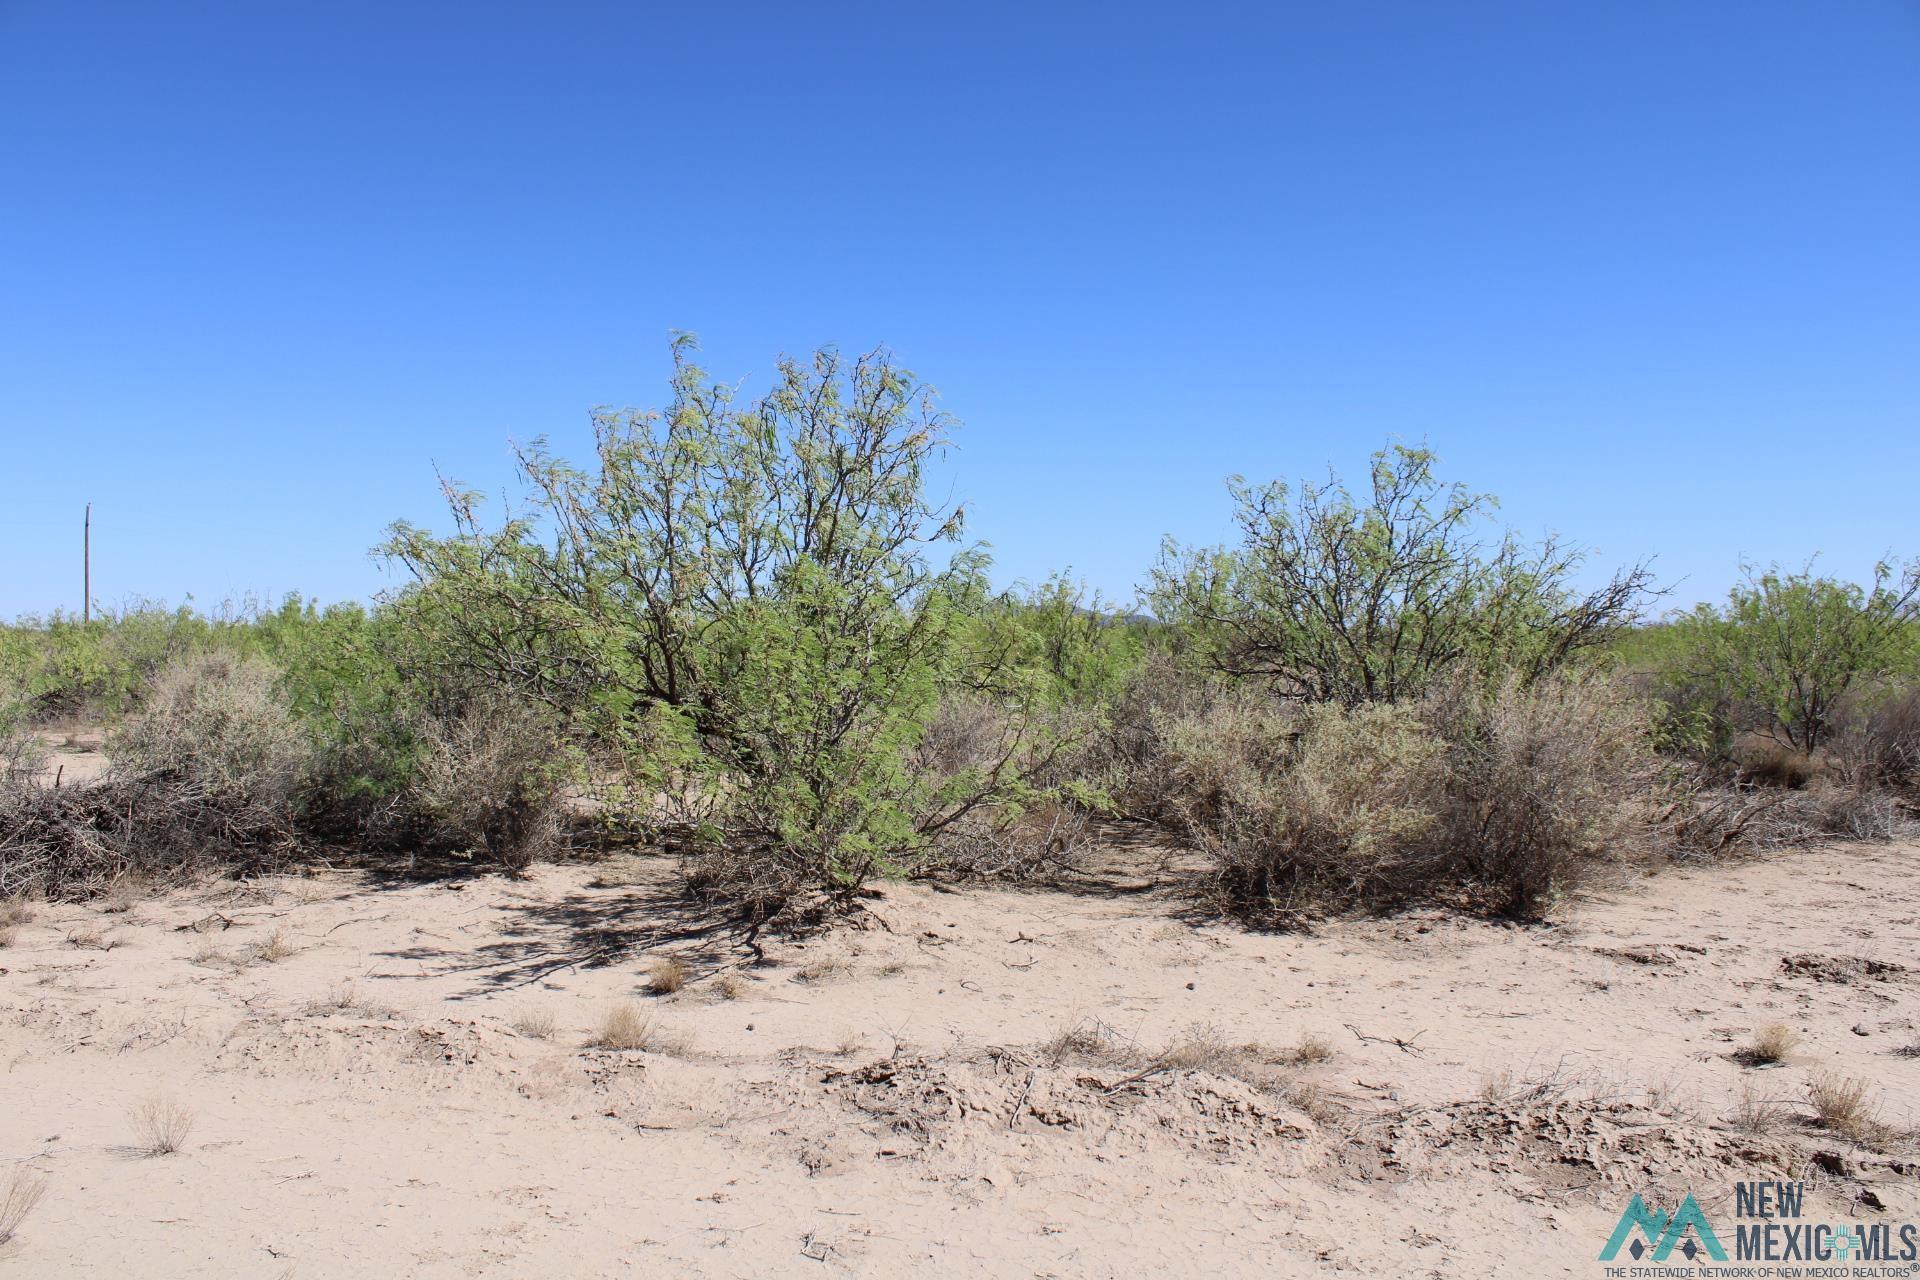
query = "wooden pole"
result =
(83, 503, 91, 624)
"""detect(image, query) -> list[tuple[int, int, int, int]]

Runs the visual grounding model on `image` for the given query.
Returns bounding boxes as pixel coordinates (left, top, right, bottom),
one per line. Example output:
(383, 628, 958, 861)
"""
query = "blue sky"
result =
(3, 1, 1916, 618)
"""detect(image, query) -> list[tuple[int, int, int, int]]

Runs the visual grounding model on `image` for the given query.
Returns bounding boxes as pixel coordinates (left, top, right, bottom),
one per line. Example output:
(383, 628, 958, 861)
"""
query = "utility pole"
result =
(83, 503, 91, 624)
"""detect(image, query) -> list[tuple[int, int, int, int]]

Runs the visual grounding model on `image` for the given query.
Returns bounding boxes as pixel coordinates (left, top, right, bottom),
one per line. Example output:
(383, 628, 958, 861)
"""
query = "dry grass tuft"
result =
(1038, 1019, 1116, 1066)
(64, 927, 117, 951)
(0, 926, 14, 949)
(793, 954, 850, 984)
(1806, 1072, 1887, 1145)
(508, 1005, 557, 1039)
(1157, 1023, 1257, 1073)
(1736, 1021, 1800, 1066)
(130, 1097, 194, 1156)
(1476, 1059, 1578, 1105)
(282, 877, 332, 905)
(1727, 1080, 1793, 1136)
(245, 926, 298, 964)
(712, 972, 752, 1001)
(0, 897, 35, 927)
(189, 942, 234, 968)
(0, 1168, 47, 1246)
(644, 956, 687, 996)
(302, 981, 396, 1019)
(1279, 1034, 1335, 1066)
(99, 885, 142, 915)
(588, 1002, 656, 1052)
(1287, 1080, 1343, 1125)
(1893, 1041, 1920, 1060)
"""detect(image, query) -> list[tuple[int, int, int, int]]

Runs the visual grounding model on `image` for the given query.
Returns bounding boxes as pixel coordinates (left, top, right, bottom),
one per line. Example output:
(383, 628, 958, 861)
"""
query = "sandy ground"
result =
(1, 829, 1916, 1277)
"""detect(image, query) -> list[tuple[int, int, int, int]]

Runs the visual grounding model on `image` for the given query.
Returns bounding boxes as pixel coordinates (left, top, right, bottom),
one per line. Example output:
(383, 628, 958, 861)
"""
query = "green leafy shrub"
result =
(382, 338, 1069, 920)
(1148, 445, 1653, 705)
(1668, 560, 1920, 756)
(0, 679, 46, 784)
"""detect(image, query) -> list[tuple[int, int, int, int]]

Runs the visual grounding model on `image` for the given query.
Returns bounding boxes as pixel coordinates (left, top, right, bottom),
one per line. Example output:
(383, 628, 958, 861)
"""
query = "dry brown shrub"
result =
(409, 692, 568, 872)
(1435, 674, 1661, 919)
(302, 981, 396, 1019)
(1096, 656, 1220, 821)
(932, 799, 1093, 881)
(1666, 776, 1905, 857)
(110, 653, 308, 835)
(1156, 1023, 1264, 1074)
(1038, 1019, 1116, 1066)
(793, 954, 850, 984)
(1181, 697, 1449, 920)
(1, 654, 307, 901)
(1286, 1080, 1343, 1125)
(1828, 687, 1920, 792)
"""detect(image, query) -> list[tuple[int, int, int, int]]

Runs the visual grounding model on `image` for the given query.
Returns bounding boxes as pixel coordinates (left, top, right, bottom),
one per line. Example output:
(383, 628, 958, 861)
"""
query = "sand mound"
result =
(820, 1053, 1323, 1172)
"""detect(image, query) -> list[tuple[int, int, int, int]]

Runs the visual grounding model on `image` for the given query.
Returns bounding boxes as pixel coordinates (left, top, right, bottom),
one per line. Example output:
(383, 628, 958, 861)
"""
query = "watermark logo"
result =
(1598, 1181, 1920, 1275)
(1599, 1192, 1726, 1262)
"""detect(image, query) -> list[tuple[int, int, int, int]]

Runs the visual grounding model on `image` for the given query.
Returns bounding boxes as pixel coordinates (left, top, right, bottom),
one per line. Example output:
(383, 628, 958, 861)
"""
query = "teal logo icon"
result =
(1599, 1193, 1728, 1262)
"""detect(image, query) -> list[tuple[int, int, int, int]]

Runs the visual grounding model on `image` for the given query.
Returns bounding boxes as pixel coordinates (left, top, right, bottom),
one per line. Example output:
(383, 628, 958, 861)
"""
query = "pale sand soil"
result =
(1, 832, 1916, 1277)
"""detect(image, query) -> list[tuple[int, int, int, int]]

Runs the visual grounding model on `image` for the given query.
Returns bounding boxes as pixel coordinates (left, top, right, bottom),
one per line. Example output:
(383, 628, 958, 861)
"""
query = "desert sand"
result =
(2, 828, 1915, 1277)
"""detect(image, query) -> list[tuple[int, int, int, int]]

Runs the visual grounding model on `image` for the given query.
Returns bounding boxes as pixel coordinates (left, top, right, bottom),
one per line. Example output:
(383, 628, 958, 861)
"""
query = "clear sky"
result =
(3, 1, 1916, 619)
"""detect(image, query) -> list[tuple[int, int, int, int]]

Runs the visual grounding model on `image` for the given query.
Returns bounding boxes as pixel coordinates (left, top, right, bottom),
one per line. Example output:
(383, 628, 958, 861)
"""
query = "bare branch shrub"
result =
(930, 799, 1093, 881)
(1829, 685, 1920, 794)
(1727, 1080, 1792, 1136)
(1, 653, 313, 900)
(409, 691, 568, 871)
